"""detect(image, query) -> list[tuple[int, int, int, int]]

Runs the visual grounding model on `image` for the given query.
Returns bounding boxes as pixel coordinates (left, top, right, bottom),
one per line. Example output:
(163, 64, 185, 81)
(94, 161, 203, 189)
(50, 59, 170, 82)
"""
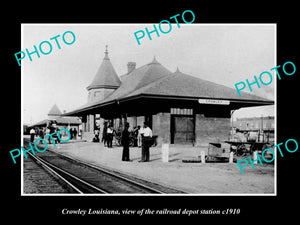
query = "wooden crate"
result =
(208, 142, 231, 158)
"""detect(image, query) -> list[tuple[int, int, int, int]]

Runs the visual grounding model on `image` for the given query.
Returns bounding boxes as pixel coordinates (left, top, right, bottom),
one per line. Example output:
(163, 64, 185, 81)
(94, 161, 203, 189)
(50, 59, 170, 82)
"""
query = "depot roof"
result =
(86, 45, 121, 91)
(48, 104, 62, 116)
(29, 117, 82, 128)
(63, 57, 273, 116)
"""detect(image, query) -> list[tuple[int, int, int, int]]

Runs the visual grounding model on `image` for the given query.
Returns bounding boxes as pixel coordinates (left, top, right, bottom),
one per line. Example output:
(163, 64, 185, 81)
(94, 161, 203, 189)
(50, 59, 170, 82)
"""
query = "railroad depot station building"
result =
(64, 46, 274, 147)
(29, 104, 82, 134)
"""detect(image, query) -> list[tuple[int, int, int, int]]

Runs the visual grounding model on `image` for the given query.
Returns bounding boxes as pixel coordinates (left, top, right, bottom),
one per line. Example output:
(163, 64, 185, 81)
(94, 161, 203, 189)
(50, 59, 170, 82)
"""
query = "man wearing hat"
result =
(121, 122, 131, 161)
(140, 122, 153, 162)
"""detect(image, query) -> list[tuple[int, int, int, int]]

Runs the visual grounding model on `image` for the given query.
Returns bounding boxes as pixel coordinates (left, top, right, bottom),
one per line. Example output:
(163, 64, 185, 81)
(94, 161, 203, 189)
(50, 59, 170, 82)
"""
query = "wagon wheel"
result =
(231, 145, 238, 156)
(250, 144, 257, 154)
(262, 144, 269, 151)
(236, 144, 247, 157)
(129, 137, 135, 147)
(115, 135, 122, 146)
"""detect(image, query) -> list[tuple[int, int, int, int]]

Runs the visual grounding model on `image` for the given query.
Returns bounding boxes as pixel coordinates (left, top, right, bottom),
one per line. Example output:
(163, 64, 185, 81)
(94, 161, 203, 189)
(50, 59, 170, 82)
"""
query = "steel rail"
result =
(24, 138, 185, 194)
(51, 150, 165, 194)
(27, 152, 83, 194)
(28, 152, 109, 194)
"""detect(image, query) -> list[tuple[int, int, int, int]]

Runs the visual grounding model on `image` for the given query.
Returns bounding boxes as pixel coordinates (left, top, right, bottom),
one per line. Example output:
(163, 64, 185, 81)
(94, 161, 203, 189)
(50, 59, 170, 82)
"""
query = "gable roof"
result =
(86, 46, 121, 90)
(64, 58, 273, 116)
(125, 69, 271, 102)
(48, 104, 62, 116)
(107, 56, 172, 100)
(65, 57, 173, 113)
(29, 117, 82, 128)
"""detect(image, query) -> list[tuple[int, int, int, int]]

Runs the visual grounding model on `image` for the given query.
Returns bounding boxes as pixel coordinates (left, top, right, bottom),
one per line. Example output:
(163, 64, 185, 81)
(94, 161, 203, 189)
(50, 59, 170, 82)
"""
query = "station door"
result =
(171, 116, 195, 144)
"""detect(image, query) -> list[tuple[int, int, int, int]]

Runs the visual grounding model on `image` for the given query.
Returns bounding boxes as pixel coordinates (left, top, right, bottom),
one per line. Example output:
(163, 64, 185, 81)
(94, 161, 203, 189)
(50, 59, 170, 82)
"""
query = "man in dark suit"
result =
(121, 122, 130, 161)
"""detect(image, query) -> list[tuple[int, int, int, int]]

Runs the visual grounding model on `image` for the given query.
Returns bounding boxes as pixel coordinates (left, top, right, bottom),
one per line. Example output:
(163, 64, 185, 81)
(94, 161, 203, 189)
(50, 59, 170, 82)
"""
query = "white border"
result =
(21, 23, 277, 196)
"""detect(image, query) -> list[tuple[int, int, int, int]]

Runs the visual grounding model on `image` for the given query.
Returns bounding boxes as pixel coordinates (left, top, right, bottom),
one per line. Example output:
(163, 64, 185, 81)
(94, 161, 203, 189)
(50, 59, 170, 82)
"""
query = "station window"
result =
(171, 108, 193, 115)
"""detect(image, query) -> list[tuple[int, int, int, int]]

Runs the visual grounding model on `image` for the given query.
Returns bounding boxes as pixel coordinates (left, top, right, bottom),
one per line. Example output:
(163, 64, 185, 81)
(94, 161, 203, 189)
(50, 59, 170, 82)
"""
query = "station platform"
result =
(44, 140, 274, 194)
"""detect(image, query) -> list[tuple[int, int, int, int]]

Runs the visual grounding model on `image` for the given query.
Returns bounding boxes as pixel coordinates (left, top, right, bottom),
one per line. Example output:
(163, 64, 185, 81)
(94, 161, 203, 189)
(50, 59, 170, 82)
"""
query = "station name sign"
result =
(198, 99, 230, 105)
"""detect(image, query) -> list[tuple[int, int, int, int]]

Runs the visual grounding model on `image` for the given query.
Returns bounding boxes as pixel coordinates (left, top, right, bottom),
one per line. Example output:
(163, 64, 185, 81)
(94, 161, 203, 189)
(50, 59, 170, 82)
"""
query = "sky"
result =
(22, 24, 275, 125)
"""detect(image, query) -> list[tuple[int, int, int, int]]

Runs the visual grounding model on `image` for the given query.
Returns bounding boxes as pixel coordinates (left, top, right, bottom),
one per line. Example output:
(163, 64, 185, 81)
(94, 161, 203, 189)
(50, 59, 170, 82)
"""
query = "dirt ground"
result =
(33, 140, 275, 194)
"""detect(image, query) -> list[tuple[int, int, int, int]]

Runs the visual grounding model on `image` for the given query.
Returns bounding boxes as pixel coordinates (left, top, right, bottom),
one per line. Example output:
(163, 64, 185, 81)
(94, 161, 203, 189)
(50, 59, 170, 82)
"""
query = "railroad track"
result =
(27, 152, 107, 194)
(24, 139, 186, 194)
(23, 152, 75, 193)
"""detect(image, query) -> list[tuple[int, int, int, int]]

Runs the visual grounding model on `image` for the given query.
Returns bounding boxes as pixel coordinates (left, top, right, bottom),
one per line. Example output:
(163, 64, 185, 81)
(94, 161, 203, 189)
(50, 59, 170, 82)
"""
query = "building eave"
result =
(62, 99, 117, 116)
(119, 93, 274, 106)
(86, 84, 120, 91)
(63, 93, 274, 117)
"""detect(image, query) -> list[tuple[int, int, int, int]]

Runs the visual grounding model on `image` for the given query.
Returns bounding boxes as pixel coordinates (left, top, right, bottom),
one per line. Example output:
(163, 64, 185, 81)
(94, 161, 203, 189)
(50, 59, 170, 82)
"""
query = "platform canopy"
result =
(30, 104, 81, 128)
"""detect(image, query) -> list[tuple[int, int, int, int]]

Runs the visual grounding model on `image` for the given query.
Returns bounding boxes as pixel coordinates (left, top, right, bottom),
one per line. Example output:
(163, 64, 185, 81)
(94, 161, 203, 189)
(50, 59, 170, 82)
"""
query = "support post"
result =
(200, 151, 205, 163)
(229, 151, 233, 163)
(253, 150, 258, 164)
(162, 143, 169, 163)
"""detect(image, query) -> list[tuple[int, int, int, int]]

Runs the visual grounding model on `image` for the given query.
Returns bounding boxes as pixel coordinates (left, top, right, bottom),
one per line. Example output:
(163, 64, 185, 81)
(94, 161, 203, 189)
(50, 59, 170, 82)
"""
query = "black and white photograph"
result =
(21, 24, 275, 195)
(4, 5, 299, 221)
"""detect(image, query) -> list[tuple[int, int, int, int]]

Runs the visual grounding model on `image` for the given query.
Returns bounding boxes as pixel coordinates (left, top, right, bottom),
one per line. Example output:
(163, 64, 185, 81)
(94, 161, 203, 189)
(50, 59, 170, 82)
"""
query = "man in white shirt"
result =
(139, 122, 153, 162)
(137, 125, 142, 147)
(30, 128, 36, 142)
(106, 125, 114, 148)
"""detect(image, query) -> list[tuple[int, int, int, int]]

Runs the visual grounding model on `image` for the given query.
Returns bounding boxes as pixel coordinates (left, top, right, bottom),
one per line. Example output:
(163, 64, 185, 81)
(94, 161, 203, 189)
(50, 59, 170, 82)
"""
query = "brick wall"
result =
(195, 114, 230, 147)
(152, 112, 170, 146)
(136, 116, 145, 127)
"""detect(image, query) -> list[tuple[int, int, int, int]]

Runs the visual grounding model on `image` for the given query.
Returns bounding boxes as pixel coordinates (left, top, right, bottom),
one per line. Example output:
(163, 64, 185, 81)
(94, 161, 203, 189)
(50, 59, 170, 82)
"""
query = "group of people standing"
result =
(29, 126, 78, 144)
(29, 121, 153, 162)
(29, 126, 61, 144)
(95, 121, 153, 162)
(121, 122, 153, 162)
(98, 122, 114, 147)
(69, 128, 78, 140)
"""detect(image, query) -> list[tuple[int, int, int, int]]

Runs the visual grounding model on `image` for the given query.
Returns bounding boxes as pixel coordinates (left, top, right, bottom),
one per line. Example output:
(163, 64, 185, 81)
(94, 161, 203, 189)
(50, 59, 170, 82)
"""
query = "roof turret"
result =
(86, 45, 121, 91)
(48, 104, 62, 116)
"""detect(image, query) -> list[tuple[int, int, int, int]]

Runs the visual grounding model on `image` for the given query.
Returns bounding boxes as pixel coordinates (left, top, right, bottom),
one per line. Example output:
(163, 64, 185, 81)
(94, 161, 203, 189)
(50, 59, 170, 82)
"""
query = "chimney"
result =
(127, 62, 136, 74)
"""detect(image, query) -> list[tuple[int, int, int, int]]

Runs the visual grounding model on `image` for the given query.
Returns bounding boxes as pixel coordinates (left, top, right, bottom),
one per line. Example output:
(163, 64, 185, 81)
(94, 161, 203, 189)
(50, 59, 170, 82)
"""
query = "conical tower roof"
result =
(87, 45, 121, 91)
(48, 104, 62, 116)
(101, 56, 172, 100)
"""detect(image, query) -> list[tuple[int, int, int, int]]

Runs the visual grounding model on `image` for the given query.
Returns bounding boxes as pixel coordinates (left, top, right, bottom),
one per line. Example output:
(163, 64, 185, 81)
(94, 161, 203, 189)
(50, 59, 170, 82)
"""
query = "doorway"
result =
(171, 115, 195, 144)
